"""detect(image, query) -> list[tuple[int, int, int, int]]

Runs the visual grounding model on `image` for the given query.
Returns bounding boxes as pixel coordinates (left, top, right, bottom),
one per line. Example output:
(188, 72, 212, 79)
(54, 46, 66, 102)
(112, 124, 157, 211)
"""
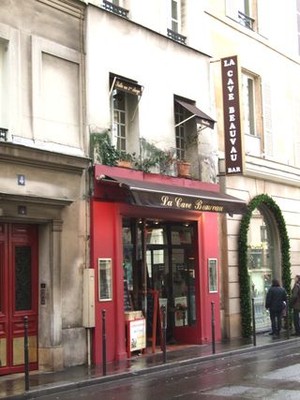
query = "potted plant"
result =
(116, 150, 137, 168)
(137, 137, 175, 174)
(177, 159, 191, 178)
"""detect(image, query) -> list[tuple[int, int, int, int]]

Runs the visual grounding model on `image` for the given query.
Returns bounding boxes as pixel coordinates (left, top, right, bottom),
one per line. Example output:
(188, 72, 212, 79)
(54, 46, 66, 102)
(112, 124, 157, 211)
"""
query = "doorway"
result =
(123, 219, 197, 345)
(0, 223, 38, 375)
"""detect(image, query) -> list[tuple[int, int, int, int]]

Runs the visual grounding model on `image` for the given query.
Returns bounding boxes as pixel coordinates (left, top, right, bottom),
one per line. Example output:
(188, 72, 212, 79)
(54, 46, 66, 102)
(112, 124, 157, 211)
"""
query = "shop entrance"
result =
(123, 219, 197, 345)
(0, 223, 38, 375)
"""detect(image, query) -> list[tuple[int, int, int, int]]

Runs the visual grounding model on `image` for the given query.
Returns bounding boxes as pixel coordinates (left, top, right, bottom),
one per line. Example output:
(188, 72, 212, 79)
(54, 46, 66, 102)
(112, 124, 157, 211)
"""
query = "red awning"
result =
(97, 175, 247, 215)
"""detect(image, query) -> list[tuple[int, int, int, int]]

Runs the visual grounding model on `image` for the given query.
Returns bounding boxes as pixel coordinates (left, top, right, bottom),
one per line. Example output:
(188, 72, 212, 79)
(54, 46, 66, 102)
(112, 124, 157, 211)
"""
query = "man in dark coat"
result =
(265, 278, 287, 337)
(291, 275, 300, 335)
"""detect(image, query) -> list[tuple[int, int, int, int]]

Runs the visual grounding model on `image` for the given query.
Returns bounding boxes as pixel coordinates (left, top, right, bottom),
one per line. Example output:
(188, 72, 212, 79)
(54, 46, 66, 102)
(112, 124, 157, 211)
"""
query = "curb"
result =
(4, 337, 298, 400)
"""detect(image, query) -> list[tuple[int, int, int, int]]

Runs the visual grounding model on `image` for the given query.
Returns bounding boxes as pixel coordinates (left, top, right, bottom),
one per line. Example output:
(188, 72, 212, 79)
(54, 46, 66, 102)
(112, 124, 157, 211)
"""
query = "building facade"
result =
(1, 0, 300, 375)
(85, 0, 246, 364)
(206, 0, 300, 338)
(0, 0, 89, 375)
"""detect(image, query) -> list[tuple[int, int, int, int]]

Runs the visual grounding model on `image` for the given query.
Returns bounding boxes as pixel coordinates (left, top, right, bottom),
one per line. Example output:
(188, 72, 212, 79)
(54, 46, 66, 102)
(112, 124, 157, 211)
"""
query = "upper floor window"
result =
(167, 0, 186, 44)
(174, 97, 215, 161)
(242, 73, 256, 136)
(242, 71, 263, 156)
(171, 0, 181, 33)
(174, 100, 186, 160)
(110, 74, 143, 153)
(226, 0, 255, 30)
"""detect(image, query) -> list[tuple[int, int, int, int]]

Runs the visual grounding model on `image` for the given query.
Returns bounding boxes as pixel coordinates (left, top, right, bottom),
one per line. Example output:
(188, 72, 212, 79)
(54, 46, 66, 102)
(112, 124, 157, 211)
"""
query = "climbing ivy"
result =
(238, 194, 291, 338)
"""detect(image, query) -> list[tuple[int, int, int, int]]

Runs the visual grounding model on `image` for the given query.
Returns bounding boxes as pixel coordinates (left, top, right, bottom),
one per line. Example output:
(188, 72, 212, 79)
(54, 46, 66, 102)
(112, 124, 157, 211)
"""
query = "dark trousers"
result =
(293, 308, 300, 334)
(270, 309, 282, 335)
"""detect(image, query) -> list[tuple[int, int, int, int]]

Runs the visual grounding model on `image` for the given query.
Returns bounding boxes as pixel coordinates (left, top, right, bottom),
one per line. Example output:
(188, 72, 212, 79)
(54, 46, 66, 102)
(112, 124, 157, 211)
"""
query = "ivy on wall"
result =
(238, 194, 291, 337)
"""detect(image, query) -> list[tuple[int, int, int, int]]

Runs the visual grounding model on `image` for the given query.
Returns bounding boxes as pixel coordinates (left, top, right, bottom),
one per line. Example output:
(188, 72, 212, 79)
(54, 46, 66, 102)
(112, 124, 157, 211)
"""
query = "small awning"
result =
(175, 99, 216, 129)
(97, 175, 247, 215)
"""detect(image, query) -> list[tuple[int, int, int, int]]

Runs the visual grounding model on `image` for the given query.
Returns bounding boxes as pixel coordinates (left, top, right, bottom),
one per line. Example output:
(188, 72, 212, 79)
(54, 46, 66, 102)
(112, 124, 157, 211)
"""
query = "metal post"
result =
(24, 316, 29, 391)
(102, 309, 107, 376)
(161, 306, 167, 363)
(251, 298, 256, 346)
(211, 302, 215, 354)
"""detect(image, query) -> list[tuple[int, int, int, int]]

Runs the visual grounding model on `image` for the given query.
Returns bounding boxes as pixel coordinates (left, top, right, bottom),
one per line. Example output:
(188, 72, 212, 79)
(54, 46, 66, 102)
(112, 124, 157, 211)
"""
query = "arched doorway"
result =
(238, 194, 291, 337)
(247, 206, 281, 331)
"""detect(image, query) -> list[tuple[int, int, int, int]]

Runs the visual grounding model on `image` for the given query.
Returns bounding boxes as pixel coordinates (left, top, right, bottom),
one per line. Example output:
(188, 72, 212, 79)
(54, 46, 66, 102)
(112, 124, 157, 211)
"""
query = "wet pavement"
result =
(1, 331, 298, 399)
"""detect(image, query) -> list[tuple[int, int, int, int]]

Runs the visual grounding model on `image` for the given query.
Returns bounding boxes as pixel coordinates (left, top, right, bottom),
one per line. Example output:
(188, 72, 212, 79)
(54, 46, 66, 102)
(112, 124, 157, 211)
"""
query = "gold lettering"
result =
(175, 197, 192, 209)
(161, 195, 173, 207)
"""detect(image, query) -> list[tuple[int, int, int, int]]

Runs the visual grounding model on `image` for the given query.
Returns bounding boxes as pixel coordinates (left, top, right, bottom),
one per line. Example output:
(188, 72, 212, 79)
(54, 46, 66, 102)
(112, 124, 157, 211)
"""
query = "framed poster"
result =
(98, 258, 112, 301)
(208, 258, 218, 293)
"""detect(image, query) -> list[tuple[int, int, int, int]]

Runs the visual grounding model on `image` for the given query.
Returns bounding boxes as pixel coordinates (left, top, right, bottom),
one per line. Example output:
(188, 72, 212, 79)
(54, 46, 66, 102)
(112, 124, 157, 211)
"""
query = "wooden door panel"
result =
(0, 223, 38, 375)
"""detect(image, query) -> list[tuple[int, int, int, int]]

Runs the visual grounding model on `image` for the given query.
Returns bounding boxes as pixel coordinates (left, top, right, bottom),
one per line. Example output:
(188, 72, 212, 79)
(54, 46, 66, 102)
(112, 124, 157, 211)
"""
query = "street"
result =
(38, 341, 300, 399)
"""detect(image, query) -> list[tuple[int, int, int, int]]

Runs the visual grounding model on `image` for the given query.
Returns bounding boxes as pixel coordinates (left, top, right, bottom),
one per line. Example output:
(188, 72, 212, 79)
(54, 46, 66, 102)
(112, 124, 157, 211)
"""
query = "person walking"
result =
(265, 278, 287, 337)
(291, 275, 300, 336)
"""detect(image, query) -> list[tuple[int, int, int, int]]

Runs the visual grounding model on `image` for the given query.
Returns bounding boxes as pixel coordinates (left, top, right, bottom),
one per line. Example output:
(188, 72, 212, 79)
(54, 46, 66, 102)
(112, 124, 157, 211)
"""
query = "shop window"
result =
(110, 74, 142, 154)
(247, 209, 275, 332)
(122, 219, 196, 345)
(242, 71, 263, 157)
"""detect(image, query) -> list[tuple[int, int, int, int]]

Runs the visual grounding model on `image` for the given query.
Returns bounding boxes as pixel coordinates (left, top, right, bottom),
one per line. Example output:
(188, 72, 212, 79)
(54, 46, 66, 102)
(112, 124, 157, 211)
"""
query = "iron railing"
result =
(103, 0, 129, 18)
(238, 11, 254, 30)
(167, 29, 186, 45)
(0, 127, 8, 141)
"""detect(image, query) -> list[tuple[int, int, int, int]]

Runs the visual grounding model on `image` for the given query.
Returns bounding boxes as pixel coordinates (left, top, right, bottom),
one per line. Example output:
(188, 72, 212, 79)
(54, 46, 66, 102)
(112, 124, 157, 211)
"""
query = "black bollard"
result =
(251, 298, 256, 346)
(161, 306, 167, 363)
(24, 316, 29, 391)
(102, 309, 107, 376)
(286, 296, 290, 339)
(211, 302, 215, 354)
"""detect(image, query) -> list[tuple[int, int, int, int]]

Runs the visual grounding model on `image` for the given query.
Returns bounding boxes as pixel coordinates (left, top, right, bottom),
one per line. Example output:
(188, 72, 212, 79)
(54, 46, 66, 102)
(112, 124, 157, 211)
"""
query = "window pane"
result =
(242, 74, 256, 136)
(15, 246, 32, 311)
(172, 0, 178, 19)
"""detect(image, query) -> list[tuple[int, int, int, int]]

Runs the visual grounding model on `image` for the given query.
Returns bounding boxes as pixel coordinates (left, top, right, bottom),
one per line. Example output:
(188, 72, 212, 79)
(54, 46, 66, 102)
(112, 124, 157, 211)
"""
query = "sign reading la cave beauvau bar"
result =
(221, 55, 243, 175)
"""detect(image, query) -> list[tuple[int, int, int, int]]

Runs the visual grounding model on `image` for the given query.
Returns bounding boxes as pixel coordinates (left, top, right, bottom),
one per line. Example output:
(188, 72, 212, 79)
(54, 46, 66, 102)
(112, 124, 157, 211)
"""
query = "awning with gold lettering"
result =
(96, 175, 247, 215)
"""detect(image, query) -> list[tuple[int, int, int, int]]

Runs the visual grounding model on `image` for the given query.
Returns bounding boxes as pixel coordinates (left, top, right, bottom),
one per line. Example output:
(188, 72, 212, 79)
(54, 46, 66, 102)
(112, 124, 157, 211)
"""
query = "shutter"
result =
(262, 81, 273, 157)
(257, 0, 272, 38)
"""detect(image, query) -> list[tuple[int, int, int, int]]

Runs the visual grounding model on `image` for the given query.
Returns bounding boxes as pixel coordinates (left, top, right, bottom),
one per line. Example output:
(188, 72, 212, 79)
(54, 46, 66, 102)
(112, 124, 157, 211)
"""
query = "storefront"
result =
(90, 165, 247, 363)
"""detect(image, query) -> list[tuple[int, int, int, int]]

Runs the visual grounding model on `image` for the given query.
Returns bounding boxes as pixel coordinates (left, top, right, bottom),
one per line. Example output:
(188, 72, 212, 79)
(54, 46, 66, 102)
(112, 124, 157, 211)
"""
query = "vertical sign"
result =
(221, 55, 243, 174)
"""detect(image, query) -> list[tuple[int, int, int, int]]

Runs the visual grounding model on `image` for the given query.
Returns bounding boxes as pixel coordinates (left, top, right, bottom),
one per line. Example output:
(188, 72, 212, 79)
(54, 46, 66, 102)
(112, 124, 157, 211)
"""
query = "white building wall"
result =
(86, 5, 215, 151)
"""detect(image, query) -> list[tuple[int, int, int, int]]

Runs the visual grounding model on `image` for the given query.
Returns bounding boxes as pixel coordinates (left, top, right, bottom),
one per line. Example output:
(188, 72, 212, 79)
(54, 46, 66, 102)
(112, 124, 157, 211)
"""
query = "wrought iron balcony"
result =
(167, 29, 186, 45)
(103, 0, 129, 18)
(238, 11, 254, 30)
(0, 127, 8, 141)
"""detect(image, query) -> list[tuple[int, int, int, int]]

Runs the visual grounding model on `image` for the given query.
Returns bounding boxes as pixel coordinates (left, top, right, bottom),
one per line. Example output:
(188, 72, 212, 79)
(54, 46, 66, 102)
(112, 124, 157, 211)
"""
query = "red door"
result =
(0, 223, 38, 375)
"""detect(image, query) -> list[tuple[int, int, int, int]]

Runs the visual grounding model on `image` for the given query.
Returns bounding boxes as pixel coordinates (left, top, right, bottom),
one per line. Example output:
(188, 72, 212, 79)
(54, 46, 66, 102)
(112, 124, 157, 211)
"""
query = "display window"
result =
(122, 218, 196, 344)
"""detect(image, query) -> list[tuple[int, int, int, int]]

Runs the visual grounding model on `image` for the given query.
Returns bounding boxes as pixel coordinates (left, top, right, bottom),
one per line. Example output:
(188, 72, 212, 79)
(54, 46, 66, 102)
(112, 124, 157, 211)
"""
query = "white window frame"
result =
(175, 101, 186, 160)
(112, 90, 127, 151)
(242, 72, 256, 136)
(170, 0, 181, 33)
